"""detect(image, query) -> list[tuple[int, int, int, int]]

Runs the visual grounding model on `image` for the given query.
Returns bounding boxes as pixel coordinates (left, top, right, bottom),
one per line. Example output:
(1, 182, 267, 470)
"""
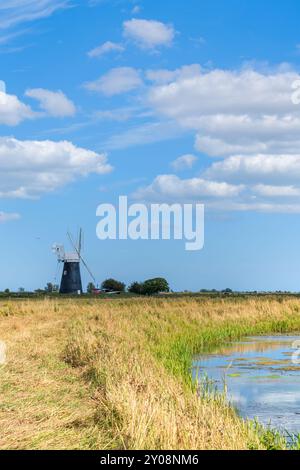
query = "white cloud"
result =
(132, 173, 300, 213)
(0, 211, 20, 223)
(134, 175, 243, 201)
(0, 137, 112, 199)
(87, 41, 124, 58)
(25, 88, 76, 117)
(149, 67, 298, 119)
(204, 201, 300, 214)
(0, 85, 76, 124)
(146, 69, 178, 85)
(132, 5, 141, 15)
(194, 135, 271, 157)
(0, 0, 70, 43)
(0, 1, 70, 29)
(105, 121, 185, 150)
(131, 152, 300, 213)
(84, 67, 142, 96)
(71, 62, 300, 213)
(146, 65, 202, 84)
(171, 154, 198, 171)
(194, 114, 300, 157)
(253, 184, 300, 197)
(205, 154, 300, 185)
(148, 66, 300, 158)
(123, 18, 175, 49)
(140, 64, 300, 212)
(0, 88, 35, 125)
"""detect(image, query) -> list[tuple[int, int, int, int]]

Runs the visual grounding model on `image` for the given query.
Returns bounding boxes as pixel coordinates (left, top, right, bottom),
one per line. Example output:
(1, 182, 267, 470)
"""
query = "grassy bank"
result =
(1, 297, 300, 449)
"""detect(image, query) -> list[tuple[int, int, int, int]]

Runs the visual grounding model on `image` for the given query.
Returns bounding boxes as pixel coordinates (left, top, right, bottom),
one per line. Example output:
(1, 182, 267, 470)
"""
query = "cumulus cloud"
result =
(253, 184, 300, 197)
(132, 172, 300, 213)
(84, 67, 142, 96)
(203, 201, 300, 214)
(205, 154, 300, 185)
(194, 114, 300, 157)
(139, 64, 300, 212)
(0, 211, 20, 223)
(0, 85, 76, 125)
(134, 153, 300, 212)
(148, 66, 300, 157)
(87, 41, 124, 58)
(146, 64, 202, 84)
(25, 88, 76, 117)
(134, 174, 243, 201)
(123, 18, 175, 49)
(0, 137, 112, 199)
(0, 88, 35, 125)
(171, 154, 198, 171)
(149, 67, 298, 118)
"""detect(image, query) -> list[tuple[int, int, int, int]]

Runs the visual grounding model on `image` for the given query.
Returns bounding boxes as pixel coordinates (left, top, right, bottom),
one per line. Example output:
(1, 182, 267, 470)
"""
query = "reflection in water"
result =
(207, 339, 294, 356)
(192, 335, 300, 436)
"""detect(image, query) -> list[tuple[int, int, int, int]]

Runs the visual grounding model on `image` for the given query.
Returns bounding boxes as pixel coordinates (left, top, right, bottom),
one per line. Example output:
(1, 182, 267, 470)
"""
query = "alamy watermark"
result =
(96, 196, 204, 251)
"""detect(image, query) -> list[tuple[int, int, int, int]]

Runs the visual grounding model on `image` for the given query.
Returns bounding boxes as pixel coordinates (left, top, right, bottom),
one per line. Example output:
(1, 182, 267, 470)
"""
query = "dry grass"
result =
(1, 296, 300, 450)
(0, 300, 104, 449)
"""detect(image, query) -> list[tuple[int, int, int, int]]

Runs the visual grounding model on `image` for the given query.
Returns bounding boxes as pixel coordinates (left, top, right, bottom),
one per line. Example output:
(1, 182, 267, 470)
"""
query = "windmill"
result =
(52, 229, 96, 294)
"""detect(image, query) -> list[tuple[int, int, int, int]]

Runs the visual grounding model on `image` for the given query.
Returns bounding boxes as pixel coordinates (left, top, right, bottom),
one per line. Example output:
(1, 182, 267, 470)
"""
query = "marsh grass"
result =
(1, 296, 300, 449)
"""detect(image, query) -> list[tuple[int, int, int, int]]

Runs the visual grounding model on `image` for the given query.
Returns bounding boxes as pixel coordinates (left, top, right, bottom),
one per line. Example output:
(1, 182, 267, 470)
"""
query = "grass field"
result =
(1, 296, 300, 450)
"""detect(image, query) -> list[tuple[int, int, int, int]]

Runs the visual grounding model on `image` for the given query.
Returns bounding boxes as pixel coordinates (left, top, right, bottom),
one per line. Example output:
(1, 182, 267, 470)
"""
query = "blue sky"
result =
(1, 0, 300, 292)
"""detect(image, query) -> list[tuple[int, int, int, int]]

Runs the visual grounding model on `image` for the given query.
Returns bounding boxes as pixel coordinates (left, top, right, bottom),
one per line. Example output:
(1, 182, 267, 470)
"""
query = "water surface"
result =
(193, 335, 300, 436)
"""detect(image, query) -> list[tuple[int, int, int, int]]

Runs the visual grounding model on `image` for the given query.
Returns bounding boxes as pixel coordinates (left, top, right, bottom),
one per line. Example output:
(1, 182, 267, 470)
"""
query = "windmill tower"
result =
(53, 229, 96, 294)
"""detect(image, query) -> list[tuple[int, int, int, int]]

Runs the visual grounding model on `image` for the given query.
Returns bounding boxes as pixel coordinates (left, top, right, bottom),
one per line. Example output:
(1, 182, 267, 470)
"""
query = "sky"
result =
(2, 0, 300, 292)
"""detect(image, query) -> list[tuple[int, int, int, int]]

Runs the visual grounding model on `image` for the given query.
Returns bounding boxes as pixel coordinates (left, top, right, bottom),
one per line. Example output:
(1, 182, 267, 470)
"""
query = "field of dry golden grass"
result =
(1, 296, 300, 450)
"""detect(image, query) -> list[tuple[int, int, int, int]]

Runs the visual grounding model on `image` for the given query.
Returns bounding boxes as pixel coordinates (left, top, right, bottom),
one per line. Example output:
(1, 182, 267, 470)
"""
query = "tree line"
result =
(40, 278, 169, 295)
(87, 277, 170, 296)
(1, 277, 170, 296)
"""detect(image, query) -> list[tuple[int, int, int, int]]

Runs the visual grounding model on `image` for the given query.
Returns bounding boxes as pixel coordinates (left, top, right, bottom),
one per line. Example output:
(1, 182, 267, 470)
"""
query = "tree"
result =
(141, 278, 170, 296)
(128, 278, 170, 296)
(222, 288, 233, 294)
(87, 282, 96, 294)
(18, 287, 25, 293)
(101, 279, 125, 292)
(128, 282, 143, 295)
(45, 283, 54, 293)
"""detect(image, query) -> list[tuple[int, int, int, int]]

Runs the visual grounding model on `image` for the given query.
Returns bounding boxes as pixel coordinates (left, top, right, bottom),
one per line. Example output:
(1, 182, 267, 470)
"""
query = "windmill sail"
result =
(67, 231, 96, 283)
